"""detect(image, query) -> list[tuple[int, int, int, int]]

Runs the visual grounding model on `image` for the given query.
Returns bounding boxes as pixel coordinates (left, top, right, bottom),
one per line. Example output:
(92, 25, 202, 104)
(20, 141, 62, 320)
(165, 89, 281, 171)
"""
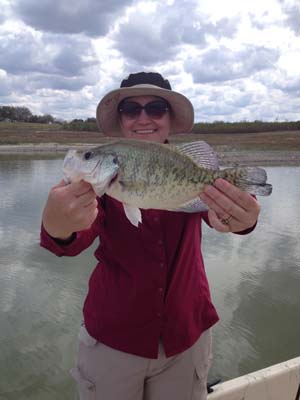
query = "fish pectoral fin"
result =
(123, 204, 142, 227)
(166, 197, 208, 213)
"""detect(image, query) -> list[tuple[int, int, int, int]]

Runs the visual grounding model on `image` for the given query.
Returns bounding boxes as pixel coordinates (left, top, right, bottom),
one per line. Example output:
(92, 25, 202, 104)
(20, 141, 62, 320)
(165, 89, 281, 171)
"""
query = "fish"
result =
(63, 139, 272, 227)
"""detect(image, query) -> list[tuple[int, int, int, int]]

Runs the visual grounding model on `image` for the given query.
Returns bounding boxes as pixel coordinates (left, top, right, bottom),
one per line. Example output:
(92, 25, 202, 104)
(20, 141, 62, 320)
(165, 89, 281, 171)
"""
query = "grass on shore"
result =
(0, 122, 300, 151)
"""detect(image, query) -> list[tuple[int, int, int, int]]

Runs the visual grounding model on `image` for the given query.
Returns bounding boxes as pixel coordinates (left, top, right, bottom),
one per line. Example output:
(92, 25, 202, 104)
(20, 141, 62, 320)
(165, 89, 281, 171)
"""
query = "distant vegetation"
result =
(1, 105, 300, 134)
(0, 106, 56, 124)
(61, 118, 98, 131)
(193, 121, 300, 134)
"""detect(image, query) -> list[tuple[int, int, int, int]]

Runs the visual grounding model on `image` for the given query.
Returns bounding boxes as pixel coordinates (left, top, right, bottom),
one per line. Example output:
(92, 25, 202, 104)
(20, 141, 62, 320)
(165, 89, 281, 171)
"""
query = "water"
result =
(0, 154, 299, 399)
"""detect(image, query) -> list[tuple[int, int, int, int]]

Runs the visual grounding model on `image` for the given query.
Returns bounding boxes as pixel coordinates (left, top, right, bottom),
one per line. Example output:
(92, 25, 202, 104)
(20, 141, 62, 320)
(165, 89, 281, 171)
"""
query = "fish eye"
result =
(84, 151, 93, 160)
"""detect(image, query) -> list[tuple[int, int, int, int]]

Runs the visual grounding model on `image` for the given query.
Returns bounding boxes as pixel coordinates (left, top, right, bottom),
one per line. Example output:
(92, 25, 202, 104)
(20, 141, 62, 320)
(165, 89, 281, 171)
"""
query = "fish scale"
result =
(110, 142, 204, 207)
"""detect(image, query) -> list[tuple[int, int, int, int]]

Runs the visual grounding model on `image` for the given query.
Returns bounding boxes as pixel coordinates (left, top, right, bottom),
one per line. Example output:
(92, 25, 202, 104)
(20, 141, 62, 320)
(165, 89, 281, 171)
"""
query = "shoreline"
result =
(1, 143, 300, 166)
(0, 144, 84, 152)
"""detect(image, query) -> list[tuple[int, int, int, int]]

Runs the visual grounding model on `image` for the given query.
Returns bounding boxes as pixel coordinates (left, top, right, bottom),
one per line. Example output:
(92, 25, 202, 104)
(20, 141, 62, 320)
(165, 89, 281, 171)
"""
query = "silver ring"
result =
(221, 215, 233, 225)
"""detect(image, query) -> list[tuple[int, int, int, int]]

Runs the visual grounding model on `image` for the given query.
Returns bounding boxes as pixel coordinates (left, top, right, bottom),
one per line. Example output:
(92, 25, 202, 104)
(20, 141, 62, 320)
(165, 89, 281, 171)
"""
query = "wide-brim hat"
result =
(96, 84, 194, 136)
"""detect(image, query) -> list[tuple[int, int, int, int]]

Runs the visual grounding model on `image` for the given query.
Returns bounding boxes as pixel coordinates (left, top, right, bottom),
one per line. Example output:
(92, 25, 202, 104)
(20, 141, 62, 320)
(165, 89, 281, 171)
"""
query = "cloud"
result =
(191, 83, 255, 122)
(12, 0, 134, 36)
(0, 70, 11, 96)
(0, 29, 99, 93)
(113, 2, 239, 66)
(0, 31, 98, 75)
(272, 76, 300, 96)
(281, 2, 300, 35)
(32, 74, 96, 92)
(113, 5, 181, 65)
(205, 17, 239, 39)
(0, 0, 12, 23)
(0, 12, 5, 24)
(52, 43, 97, 77)
(185, 45, 280, 84)
(279, 80, 300, 96)
(0, 0, 299, 122)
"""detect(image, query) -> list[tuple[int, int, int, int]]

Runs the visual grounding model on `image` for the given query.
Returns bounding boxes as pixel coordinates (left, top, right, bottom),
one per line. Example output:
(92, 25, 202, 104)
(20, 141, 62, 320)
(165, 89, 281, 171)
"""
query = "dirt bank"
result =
(1, 143, 300, 166)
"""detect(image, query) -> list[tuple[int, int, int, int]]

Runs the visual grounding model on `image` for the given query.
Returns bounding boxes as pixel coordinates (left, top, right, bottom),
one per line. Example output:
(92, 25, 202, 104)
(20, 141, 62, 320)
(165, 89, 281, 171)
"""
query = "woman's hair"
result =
(120, 72, 172, 90)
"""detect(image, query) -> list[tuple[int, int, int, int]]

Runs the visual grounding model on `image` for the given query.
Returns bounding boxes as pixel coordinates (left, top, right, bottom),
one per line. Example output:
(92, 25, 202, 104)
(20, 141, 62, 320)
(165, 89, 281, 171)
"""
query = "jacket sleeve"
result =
(233, 221, 257, 235)
(201, 211, 211, 227)
(40, 197, 105, 257)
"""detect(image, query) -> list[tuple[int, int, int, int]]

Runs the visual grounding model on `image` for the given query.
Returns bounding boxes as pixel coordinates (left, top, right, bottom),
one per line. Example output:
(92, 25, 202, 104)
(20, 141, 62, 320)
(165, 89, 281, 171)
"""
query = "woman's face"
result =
(119, 95, 171, 143)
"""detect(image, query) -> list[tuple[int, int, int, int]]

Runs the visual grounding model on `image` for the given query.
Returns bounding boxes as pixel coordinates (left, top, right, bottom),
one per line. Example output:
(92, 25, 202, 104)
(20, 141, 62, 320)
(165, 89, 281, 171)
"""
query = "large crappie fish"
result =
(63, 139, 272, 227)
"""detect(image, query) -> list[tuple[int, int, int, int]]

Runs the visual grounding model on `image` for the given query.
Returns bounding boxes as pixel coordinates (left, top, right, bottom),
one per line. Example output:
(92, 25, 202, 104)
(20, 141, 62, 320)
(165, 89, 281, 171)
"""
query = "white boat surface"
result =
(208, 356, 300, 400)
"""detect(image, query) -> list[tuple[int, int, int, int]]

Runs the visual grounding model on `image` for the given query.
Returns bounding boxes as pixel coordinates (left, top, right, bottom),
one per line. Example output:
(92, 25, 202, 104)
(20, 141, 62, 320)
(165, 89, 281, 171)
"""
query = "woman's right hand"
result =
(42, 180, 98, 240)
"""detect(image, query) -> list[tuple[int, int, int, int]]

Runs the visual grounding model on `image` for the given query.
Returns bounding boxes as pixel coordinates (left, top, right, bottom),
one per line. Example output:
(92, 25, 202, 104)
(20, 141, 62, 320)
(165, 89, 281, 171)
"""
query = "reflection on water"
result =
(0, 156, 299, 398)
(204, 167, 300, 381)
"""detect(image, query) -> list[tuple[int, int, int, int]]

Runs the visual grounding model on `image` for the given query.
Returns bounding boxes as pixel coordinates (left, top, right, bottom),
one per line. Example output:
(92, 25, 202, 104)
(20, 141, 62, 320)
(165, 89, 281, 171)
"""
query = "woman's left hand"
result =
(199, 178, 261, 233)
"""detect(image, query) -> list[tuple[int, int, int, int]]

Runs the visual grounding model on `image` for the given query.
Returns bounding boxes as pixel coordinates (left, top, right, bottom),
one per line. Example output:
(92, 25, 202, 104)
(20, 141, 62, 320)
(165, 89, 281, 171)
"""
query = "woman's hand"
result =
(42, 180, 98, 240)
(199, 178, 260, 233)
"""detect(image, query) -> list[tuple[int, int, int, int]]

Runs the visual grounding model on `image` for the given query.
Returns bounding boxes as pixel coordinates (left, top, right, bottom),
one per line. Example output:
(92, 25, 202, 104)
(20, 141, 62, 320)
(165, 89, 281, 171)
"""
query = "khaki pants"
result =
(70, 325, 212, 400)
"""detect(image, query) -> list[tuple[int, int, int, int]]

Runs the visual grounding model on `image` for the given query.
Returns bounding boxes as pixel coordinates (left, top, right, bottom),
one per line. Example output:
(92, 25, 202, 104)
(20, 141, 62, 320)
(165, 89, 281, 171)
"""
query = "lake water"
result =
(0, 154, 299, 399)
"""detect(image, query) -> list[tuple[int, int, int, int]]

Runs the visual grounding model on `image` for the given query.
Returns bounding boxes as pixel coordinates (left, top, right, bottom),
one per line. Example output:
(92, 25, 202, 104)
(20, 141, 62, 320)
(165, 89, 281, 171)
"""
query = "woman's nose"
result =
(136, 109, 151, 123)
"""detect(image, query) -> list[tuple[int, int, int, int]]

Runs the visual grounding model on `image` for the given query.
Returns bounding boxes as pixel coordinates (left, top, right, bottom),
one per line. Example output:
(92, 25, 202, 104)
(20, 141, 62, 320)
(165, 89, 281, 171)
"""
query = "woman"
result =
(41, 72, 260, 400)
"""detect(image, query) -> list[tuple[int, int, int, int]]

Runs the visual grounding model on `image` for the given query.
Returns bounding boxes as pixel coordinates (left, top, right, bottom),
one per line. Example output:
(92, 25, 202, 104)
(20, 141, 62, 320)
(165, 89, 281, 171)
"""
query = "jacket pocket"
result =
(70, 366, 96, 400)
(192, 329, 213, 380)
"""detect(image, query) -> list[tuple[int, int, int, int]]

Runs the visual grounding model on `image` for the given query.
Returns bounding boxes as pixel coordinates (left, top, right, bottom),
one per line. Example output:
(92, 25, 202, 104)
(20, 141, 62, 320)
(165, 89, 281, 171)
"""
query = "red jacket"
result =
(41, 195, 252, 358)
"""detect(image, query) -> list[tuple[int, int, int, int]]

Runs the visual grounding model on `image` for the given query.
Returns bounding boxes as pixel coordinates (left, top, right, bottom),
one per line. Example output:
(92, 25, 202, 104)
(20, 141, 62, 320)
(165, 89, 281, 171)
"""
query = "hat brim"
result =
(96, 84, 194, 137)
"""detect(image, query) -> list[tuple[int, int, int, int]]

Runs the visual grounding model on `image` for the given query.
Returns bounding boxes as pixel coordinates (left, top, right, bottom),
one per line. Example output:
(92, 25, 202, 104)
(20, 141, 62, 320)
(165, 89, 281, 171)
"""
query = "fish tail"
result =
(220, 167, 272, 196)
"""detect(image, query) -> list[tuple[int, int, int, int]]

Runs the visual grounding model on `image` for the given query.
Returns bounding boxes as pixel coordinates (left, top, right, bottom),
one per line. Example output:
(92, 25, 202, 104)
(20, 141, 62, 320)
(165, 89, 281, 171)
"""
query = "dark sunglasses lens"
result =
(145, 101, 168, 118)
(119, 102, 141, 118)
(119, 100, 168, 119)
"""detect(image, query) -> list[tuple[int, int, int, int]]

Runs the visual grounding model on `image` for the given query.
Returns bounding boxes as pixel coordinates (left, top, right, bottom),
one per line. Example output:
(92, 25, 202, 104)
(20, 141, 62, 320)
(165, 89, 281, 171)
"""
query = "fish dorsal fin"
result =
(171, 141, 219, 170)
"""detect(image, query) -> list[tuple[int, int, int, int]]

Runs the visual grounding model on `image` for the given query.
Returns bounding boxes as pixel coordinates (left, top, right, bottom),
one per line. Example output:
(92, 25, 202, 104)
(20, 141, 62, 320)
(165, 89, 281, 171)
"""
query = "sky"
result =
(0, 0, 299, 123)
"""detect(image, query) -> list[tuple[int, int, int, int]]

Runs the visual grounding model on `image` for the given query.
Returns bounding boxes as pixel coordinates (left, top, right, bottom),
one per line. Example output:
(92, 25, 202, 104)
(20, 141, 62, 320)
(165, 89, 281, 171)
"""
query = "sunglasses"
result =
(118, 100, 169, 119)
